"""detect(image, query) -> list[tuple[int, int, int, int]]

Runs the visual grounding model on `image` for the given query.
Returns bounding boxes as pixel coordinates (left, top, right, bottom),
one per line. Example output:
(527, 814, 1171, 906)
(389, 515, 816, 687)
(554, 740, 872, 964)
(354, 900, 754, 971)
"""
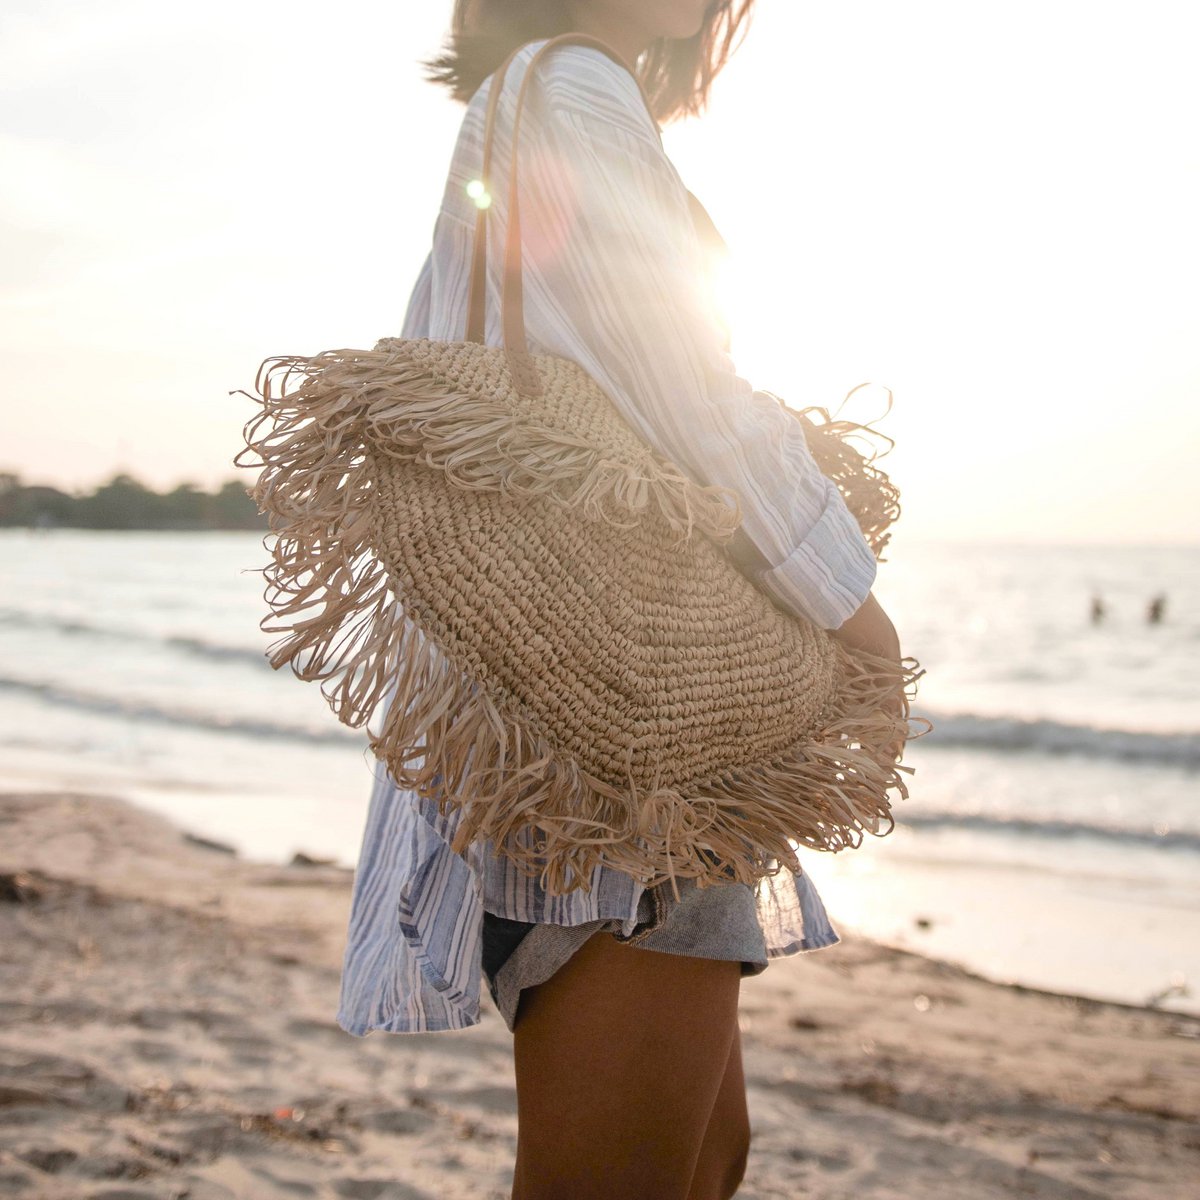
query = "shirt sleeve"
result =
(515, 56, 876, 629)
(400, 249, 434, 339)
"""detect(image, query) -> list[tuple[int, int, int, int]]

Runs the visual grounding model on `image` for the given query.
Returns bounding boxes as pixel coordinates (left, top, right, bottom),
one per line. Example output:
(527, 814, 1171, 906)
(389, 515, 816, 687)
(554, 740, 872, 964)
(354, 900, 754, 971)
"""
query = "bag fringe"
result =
(769, 383, 903, 560)
(235, 347, 742, 549)
(369, 615, 926, 898)
(234, 350, 928, 896)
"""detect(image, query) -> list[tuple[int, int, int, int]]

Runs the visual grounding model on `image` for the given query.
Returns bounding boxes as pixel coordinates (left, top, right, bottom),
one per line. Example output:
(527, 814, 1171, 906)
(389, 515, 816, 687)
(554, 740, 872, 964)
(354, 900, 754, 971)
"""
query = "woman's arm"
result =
(828, 590, 899, 661)
(514, 48, 877, 630)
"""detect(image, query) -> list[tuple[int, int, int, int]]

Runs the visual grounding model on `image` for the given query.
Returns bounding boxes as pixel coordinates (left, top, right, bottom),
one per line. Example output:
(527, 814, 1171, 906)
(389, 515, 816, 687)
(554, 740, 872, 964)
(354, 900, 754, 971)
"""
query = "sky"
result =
(2, 0, 1197, 544)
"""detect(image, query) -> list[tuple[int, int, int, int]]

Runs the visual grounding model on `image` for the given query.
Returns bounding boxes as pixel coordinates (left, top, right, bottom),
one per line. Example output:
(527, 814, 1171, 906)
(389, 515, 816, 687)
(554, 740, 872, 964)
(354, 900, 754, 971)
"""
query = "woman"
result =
(337, 2, 904, 1197)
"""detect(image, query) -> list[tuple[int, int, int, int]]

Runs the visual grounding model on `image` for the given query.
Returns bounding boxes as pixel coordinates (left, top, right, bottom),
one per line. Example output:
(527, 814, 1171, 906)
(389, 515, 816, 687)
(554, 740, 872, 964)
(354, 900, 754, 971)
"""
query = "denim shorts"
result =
(481, 874, 770, 1033)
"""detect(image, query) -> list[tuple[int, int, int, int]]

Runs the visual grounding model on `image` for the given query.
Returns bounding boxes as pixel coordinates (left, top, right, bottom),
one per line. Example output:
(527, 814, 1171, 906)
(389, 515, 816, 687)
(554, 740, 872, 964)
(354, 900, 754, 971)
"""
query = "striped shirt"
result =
(336, 39, 873, 1036)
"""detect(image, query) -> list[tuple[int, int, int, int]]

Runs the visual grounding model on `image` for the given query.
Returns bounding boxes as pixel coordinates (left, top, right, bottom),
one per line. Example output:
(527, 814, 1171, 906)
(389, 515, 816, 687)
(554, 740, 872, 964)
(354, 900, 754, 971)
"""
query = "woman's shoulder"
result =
(521, 40, 645, 108)
(494, 38, 661, 145)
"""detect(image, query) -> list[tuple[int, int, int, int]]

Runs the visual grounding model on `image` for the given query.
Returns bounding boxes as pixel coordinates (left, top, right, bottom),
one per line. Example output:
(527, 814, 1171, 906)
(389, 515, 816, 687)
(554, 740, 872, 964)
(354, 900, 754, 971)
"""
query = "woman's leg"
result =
(687, 1026, 751, 1200)
(509, 930, 748, 1200)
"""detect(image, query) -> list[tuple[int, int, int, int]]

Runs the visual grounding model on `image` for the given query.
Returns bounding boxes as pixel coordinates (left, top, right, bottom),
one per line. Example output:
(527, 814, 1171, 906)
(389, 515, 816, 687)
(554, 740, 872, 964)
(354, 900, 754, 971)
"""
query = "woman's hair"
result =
(423, 1, 755, 124)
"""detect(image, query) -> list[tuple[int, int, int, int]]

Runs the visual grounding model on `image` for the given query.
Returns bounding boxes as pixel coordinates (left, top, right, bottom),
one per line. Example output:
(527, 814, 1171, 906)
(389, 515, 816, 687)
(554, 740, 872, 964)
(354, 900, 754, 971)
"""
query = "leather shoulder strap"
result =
(463, 34, 658, 376)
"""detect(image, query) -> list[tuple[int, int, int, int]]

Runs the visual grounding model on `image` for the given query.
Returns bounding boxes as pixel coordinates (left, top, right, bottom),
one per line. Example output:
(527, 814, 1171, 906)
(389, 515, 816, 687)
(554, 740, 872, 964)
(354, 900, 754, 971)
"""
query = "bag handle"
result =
(463, 34, 659, 390)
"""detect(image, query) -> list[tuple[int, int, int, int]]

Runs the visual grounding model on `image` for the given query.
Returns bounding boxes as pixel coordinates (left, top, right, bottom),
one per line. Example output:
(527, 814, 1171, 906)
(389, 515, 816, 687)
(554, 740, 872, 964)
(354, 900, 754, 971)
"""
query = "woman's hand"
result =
(829, 590, 908, 760)
(829, 590, 900, 662)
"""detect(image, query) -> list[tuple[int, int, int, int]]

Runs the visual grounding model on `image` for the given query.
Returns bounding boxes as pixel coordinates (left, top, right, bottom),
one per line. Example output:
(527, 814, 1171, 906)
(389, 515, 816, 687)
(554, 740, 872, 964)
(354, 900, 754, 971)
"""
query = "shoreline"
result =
(9, 745, 1197, 1018)
(2, 788, 1198, 1199)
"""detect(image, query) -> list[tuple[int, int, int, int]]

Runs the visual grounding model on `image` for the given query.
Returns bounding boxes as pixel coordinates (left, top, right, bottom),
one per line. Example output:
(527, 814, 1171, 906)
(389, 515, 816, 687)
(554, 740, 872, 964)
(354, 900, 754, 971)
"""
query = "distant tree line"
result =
(0, 472, 268, 531)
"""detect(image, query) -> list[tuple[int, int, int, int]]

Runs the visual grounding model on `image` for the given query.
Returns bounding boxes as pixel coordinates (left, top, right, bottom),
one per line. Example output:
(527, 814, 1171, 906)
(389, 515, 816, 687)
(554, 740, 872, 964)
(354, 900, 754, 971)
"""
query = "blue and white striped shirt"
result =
(336, 40, 872, 1035)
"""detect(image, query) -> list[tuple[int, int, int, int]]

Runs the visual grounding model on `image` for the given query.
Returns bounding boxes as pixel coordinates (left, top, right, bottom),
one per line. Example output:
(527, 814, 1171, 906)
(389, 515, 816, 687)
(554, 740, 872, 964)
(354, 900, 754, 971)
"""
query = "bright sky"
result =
(2, 0, 1196, 544)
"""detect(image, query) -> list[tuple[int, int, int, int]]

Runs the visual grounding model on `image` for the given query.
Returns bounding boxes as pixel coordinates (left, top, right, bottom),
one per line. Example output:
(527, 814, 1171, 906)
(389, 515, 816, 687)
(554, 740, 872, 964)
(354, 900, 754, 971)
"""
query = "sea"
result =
(2, 529, 1197, 1014)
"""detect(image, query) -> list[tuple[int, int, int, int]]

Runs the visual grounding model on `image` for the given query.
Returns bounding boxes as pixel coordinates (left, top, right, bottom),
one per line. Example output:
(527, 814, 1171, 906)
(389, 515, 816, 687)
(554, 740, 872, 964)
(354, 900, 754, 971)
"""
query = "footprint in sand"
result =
(127, 1037, 180, 1063)
(416, 1084, 517, 1116)
(334, 1180, 434, 1200)
(356, 1107, 436, 1135)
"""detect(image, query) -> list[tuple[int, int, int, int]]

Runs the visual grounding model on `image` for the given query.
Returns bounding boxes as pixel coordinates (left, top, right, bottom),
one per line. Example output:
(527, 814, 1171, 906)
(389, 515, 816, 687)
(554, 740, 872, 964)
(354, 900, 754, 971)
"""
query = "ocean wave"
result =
(901, 811, 1200, 852)
(163, 634, 267, 667)
(0, 676, 361, 747)
(0, 608, 267, 670)
(913, 709, 1200, 767)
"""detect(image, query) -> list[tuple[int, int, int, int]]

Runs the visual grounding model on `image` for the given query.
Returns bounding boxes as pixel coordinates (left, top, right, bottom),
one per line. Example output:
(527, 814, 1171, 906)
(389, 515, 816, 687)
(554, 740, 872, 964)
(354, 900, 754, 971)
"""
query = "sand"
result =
(1, 790, 1197, 1199)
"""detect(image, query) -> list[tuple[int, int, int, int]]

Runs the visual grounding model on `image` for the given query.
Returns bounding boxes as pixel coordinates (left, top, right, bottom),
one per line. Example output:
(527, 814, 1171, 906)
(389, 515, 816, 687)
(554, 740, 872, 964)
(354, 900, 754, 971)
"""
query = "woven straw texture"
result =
(237, 334, 924, 897)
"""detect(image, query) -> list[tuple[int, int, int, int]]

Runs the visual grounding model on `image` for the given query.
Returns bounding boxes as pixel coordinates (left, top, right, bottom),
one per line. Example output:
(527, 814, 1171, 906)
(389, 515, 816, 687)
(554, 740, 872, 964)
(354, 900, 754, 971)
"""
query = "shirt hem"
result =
(335, 1003, 484, 1038)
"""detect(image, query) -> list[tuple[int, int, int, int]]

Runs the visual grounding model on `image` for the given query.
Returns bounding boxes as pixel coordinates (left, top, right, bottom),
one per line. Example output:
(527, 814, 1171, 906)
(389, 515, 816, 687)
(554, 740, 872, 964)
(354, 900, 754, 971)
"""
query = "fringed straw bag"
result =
(234, 32, 927, 897)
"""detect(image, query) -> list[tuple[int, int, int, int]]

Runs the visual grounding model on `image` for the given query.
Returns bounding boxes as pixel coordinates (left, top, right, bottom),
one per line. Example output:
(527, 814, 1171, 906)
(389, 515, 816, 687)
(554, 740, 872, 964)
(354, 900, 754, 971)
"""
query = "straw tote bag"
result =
(235, 32, 925, 896)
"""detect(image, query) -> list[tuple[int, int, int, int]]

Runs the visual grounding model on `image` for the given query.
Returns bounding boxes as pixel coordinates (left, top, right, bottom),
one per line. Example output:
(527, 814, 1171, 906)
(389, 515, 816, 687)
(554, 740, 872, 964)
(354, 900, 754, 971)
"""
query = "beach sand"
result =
(1, 790, 1197, 1199)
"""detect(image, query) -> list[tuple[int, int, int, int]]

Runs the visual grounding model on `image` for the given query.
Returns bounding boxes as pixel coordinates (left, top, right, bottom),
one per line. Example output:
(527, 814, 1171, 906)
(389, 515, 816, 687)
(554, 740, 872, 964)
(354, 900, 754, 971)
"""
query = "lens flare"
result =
(466, 179, 491, 209)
